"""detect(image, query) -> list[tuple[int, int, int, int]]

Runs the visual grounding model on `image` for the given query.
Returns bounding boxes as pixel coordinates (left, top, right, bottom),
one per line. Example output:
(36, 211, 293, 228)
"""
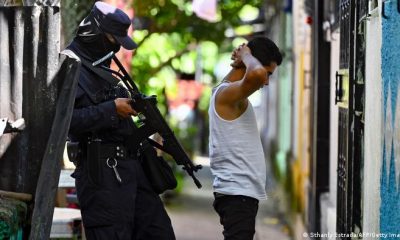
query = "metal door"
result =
(336, 0, 367, 237)
(336, 0, 352, 235)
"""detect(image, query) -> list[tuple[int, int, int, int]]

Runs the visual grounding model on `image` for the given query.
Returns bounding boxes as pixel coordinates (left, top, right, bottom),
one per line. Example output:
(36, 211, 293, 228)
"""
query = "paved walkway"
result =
(165, 156, 292, 240)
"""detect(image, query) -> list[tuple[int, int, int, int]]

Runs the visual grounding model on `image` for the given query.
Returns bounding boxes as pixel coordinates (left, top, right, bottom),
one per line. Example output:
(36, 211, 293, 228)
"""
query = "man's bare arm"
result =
(217, 45, 267, 106)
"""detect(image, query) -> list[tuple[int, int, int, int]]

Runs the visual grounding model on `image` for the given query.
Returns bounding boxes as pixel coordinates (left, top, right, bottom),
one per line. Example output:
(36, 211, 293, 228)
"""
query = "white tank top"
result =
(208, 82, 267, 200)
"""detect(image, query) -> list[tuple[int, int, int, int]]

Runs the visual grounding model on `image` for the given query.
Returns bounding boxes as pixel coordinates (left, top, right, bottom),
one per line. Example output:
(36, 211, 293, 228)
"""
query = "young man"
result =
(63, 2, 175, 239)
(209, 37, 282, 240)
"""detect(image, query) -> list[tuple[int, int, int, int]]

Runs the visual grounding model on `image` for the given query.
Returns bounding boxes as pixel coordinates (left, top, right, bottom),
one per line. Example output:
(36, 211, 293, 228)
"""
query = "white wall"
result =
(329, 30, 340, 208)
(291, 0, 312, 159)
(319, 29, 341, 237)
(290, 1, 313, 238)
(363, 7, 382, 235)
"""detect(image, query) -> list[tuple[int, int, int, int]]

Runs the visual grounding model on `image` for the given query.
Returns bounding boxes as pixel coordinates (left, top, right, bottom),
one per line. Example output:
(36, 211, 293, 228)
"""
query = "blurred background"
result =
(58, 1, 292, 239)
(1, 0, 400, 239)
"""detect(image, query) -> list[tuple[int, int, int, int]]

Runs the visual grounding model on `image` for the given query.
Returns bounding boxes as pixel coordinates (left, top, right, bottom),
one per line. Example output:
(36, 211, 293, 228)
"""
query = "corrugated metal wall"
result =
(0, 6, 60, 194)
(0, 6, 80, 239)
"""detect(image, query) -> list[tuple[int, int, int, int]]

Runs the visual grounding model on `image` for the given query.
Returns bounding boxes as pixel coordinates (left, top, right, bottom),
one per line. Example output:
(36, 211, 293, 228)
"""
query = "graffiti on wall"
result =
(380, 1, 400, 237)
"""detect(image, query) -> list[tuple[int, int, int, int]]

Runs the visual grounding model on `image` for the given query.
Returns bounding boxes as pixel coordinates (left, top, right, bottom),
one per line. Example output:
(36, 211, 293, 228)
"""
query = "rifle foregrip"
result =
(185, 164, 202, 189)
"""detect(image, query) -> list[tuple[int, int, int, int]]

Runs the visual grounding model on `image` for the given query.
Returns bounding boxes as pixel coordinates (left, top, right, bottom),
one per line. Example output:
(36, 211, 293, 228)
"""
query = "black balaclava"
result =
(73, 14, 121, 64)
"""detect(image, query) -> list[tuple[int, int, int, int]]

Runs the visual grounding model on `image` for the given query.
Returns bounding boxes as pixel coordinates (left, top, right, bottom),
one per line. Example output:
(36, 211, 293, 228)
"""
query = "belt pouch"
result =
(87, 139, 103, 185)
(66, 141, 80, 165)
(139, 140, 177, 194)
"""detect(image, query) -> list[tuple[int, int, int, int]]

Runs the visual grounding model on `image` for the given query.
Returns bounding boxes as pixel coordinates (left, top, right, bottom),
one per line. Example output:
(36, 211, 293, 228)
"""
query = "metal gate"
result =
(336, 0, 367, 237)
(336, 0, 352, 234)
(351, 0, 368, 234)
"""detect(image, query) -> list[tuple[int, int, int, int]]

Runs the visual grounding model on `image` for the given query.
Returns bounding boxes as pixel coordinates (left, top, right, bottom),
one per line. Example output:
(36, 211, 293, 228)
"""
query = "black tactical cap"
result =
(91, 2, 137, 50)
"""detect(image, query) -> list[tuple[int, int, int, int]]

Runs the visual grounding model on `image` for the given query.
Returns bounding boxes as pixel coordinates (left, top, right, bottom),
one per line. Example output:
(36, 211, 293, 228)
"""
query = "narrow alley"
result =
(166, 156, 291, 240)
(2, 0, 400, 239)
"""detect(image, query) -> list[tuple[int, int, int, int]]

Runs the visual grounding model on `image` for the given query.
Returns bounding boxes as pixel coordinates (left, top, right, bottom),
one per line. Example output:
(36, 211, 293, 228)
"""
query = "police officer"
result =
(63, 2, 175, 239)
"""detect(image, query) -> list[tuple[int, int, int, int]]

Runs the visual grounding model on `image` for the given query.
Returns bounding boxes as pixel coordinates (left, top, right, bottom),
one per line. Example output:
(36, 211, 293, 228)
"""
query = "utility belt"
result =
(67, 138, 138, 185)
(88, 139, 137, 185)
(67, 139, 137, 164)
(94, 142, 134, 161)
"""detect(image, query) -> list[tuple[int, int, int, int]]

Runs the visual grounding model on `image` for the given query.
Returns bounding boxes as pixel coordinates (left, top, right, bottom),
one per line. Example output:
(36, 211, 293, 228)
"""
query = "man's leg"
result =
(213, 194, 259, 240)
(75, 160, 138, 240)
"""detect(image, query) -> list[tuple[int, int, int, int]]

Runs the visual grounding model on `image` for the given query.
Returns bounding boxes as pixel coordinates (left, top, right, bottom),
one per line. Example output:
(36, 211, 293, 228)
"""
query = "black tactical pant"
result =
(73, 156, 175, 240)
(213, 194, 259, 240)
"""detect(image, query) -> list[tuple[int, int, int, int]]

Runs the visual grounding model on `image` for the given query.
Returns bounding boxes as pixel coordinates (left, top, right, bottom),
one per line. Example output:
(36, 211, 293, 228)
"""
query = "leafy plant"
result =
(131, 0, 264, 89)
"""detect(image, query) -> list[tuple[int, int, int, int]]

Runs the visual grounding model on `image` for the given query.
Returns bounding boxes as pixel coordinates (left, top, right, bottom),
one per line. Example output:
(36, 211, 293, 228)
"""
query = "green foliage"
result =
(198, 85, 212, 112)
(0, 0, 23, 6)
(129, 1, 265, 160)
(0, 198, 27, 239)
(133, 0, 262, 44)
(131, 1, 264, 93)
(60, 0, 263, 91)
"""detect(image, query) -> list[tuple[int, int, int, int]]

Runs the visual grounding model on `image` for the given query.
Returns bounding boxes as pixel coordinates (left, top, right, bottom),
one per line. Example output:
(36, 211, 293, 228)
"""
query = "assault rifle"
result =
(92, 52, 202, 188)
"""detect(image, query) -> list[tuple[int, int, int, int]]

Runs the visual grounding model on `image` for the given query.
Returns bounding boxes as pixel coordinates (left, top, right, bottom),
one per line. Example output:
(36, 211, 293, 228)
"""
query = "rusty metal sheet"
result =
(0, 6, 60, 195)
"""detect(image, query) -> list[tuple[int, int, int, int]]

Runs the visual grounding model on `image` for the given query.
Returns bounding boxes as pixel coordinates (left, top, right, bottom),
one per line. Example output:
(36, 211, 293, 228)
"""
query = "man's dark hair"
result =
(247, 37, 282, 66)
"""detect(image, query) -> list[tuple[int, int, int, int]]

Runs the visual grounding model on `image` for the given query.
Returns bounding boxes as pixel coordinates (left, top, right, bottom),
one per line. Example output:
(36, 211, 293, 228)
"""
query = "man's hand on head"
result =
(230, 43, 250, 69)
(114, 98, 137, 118)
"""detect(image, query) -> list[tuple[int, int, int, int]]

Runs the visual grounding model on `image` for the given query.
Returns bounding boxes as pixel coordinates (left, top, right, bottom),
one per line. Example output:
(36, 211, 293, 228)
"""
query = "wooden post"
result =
(29, 56, 80, 240)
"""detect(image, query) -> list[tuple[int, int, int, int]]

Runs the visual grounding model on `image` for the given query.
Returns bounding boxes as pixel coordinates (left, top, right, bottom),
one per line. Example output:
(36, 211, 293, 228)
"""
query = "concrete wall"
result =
(328, 30, 340, 211)
(379, 0, 400, 236)
(286, 1, 313, 238)
(363, 5, 382, 235)
(290, 0, 312, 216)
